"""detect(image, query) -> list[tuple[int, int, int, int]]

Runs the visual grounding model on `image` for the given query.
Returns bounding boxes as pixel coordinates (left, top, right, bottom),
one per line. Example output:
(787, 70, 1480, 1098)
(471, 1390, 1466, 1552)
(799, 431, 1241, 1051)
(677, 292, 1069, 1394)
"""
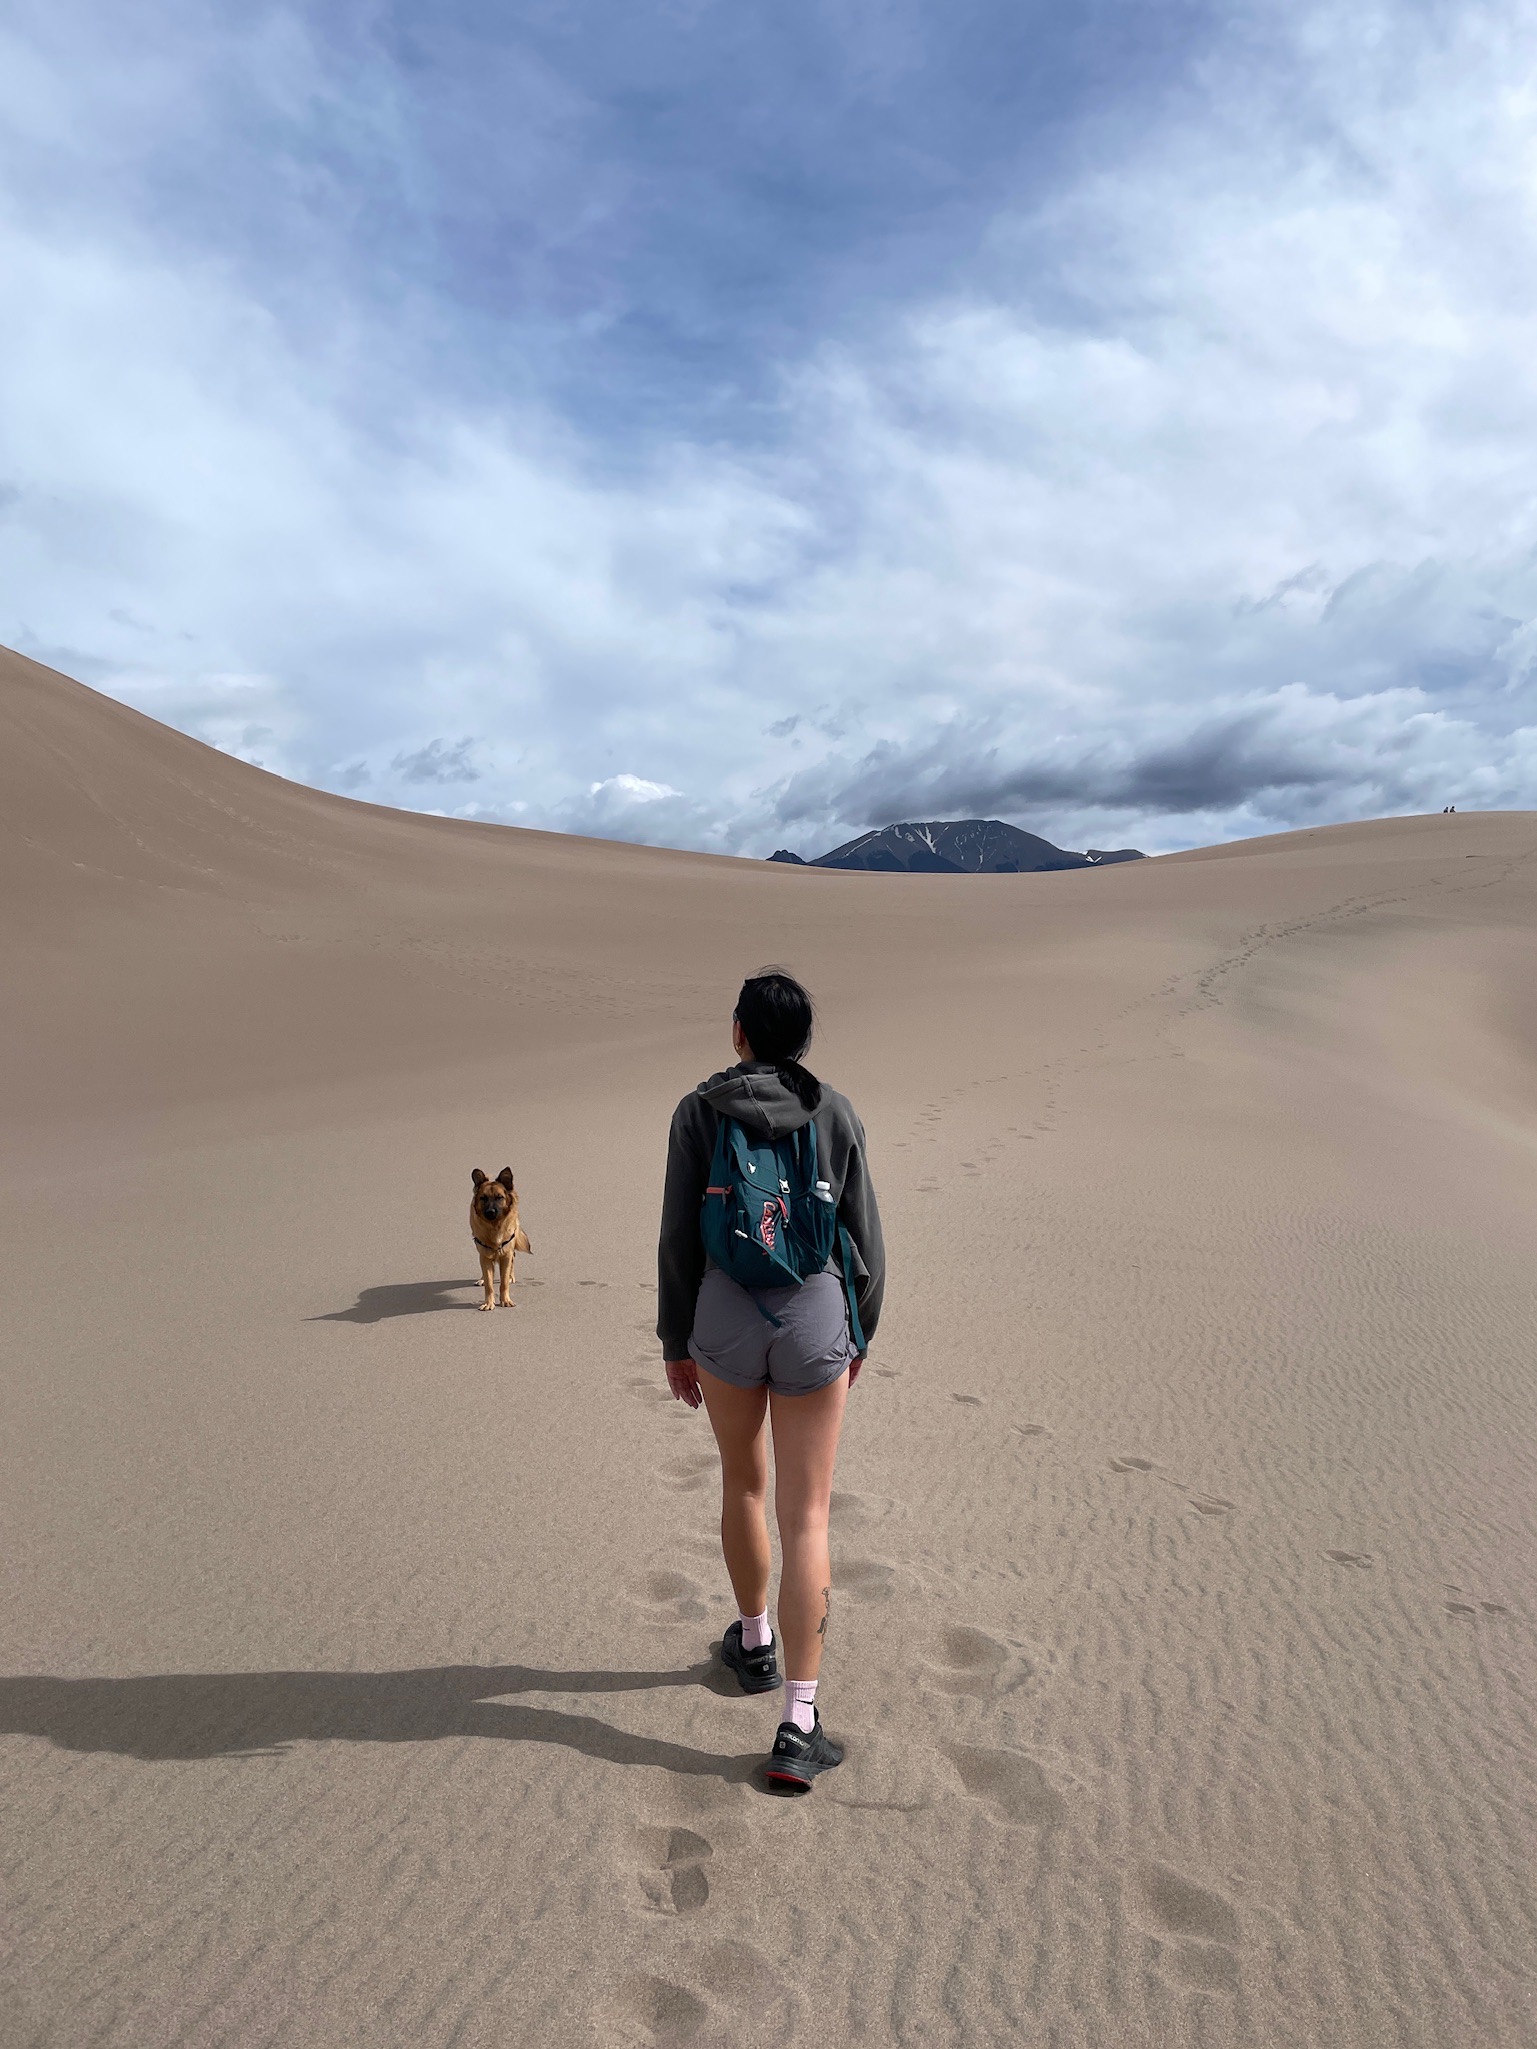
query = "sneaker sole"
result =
(762, 1763, 816, 1793)
(763, 1751, 842, 1794)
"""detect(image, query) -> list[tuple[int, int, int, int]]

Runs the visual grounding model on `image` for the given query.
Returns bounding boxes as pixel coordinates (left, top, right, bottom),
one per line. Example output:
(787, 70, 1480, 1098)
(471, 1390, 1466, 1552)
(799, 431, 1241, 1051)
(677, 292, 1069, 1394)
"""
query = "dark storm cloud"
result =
(391, 738, 480, 785)
(760, 535, 1537, 852)
(362, 0, 1226, 420)
(771, 671, 1535, 855)
(791, 711, 1344, 827)
(1110, 718, 1338, 811)
(2, 0, 1224, 434)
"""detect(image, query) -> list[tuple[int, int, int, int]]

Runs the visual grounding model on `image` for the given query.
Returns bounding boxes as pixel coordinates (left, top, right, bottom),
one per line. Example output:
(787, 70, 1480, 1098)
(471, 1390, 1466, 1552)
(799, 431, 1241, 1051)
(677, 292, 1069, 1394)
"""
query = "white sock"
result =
(739, 1609, 772, 1651)
(783, 1678, 817, 1734)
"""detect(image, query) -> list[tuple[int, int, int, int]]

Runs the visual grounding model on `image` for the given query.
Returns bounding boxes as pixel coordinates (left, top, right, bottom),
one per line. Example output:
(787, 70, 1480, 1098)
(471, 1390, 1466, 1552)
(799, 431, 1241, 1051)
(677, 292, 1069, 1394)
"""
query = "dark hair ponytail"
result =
(735, 967, 822, 1113)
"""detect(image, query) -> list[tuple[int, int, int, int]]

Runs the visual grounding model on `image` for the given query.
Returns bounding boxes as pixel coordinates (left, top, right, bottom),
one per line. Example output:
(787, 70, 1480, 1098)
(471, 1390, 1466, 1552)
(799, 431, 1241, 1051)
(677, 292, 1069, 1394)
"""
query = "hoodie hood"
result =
(697, 1061, 819, 1139)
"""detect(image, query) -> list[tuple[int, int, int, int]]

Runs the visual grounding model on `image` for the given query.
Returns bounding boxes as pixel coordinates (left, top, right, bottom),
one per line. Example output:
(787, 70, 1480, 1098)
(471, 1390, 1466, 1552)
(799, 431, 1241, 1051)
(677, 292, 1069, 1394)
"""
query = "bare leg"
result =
(697, 1371, 771, 1618)
(770, 1374, 849, 1682)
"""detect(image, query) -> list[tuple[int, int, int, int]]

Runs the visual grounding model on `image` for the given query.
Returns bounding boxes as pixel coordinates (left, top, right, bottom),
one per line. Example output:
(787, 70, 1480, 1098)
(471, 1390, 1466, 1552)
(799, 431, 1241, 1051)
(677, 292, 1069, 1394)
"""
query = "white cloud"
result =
(588, 773, 682, 801)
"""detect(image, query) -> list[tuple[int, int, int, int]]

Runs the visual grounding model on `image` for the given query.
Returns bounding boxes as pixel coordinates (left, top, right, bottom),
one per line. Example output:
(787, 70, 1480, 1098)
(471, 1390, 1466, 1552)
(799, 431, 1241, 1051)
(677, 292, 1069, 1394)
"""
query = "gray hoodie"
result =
(657, 1061, 885, 1359)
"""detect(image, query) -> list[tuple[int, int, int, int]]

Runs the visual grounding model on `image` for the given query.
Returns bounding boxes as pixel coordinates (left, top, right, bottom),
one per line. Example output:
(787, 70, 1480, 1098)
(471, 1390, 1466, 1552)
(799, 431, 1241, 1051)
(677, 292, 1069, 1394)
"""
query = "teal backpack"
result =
(701, 1115, 867, 1351)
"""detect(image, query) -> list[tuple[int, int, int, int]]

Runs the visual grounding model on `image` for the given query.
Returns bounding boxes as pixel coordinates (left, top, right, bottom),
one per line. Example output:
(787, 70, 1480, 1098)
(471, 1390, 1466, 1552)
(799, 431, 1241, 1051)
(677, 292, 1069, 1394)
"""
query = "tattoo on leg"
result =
(817, 1585, 831, 1638)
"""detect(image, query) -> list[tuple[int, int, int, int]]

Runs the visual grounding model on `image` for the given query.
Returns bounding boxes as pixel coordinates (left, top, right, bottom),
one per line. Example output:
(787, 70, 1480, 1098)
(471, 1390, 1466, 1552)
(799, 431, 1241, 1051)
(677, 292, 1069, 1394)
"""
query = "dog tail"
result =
(514, 1228, 532, 1254)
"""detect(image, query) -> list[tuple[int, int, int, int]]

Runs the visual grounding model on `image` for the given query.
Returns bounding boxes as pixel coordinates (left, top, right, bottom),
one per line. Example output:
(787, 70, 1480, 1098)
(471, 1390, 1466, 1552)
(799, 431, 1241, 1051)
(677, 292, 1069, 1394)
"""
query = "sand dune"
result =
(2, 644, 1535, 2048)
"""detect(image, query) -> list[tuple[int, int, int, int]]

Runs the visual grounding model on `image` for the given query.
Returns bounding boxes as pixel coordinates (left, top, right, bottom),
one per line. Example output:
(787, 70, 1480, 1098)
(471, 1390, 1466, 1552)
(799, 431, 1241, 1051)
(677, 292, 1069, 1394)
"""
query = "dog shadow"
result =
(0, 1660, 755, 1781)
(311, 1278, 481, 1324)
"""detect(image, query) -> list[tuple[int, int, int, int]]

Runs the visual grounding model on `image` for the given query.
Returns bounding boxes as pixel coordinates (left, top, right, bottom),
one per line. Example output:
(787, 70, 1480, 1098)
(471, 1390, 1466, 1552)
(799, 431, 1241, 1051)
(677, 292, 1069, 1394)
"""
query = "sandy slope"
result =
(2, 644, 1535, 2049)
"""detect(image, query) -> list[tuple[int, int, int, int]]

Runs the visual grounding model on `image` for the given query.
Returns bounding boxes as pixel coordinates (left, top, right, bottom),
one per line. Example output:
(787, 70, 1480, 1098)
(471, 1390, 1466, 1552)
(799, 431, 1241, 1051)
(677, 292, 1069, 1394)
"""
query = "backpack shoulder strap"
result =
(837, 1222, 867, 1355)
(704, 1108, 735, 1190)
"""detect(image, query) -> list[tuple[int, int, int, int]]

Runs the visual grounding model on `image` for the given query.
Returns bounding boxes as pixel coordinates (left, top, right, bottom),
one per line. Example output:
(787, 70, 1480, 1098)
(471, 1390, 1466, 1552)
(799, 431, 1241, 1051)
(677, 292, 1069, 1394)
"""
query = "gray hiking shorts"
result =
(689, 1268, 855, 1397)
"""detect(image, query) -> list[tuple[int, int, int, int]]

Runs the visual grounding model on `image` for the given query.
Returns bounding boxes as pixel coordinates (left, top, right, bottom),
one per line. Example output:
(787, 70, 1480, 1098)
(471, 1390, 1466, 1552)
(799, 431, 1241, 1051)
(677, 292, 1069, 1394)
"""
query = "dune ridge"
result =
(2, 645, 1535, 2048)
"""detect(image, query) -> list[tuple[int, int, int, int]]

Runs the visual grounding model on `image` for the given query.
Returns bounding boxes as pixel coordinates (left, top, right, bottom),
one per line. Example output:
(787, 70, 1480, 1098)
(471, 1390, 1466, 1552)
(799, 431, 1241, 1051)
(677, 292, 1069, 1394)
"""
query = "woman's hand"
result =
(848, 1354, 865, 1386)
(665, 1358, 702, 1409)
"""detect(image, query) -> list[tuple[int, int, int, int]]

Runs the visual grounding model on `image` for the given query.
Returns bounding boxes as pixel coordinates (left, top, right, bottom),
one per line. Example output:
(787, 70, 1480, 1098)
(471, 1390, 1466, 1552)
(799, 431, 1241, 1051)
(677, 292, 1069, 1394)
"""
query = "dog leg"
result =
(479, 1251, 495, 1310)
(498, 1250, 515, 1308)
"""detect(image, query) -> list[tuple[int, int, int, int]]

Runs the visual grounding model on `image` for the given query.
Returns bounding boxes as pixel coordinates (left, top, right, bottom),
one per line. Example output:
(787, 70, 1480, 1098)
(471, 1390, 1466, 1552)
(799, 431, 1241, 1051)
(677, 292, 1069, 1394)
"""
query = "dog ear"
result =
(471, 1168, 487, 1186)
(498, 1168, 515, 1190)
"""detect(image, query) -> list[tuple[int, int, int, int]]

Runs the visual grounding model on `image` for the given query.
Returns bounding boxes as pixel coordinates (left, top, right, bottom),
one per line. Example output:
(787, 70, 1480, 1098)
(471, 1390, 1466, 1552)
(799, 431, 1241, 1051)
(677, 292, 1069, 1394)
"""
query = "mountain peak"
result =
(774, 819, 1144, 872)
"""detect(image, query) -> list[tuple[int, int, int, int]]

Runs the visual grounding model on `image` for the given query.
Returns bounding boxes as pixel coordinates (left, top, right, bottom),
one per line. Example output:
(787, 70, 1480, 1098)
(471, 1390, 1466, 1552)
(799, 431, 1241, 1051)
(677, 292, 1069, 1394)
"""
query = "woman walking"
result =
(658, 969, 884, 1792)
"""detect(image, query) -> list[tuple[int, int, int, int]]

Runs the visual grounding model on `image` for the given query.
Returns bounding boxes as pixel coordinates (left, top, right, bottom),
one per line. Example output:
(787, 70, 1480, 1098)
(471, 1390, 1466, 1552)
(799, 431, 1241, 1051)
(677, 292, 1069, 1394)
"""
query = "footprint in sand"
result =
(947, 1744, 1065, 1828)
(604, 1944, 777, 2046)
(627, 1376, 671, 1406)
(1133, 1862, 1242, 1995)
(1013, 1423, 1048, 1439)
(635, 1827, 713, 1916)
(1110, 1456, 1154, 1474)
(630, 1570, 710, 1623)
(921, 1624, 1030, 1696)
(660, 1451, 716, 1493)
(874, 1367, 900, 1379)
(1189, 1496, 1235, 1516)
(1325, 1550, 1373, 1569)
(606, 1974, 710, 2045)
(832, 1483, 889, 1532)
(836, 1558, 899, 1603)
(952, 1393, 985, 1407)
(697, 1941, 773, 1990)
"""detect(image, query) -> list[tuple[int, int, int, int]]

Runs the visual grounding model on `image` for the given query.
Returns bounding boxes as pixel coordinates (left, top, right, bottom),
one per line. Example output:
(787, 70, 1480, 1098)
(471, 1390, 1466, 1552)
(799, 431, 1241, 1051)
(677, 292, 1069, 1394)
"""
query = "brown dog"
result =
(470, 1167, 532, 1309)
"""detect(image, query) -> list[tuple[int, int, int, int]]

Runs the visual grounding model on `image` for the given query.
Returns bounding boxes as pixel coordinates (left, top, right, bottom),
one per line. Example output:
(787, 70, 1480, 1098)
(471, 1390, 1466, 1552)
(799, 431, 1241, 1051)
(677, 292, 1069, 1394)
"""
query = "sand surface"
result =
(3, 645, 1536, 2048)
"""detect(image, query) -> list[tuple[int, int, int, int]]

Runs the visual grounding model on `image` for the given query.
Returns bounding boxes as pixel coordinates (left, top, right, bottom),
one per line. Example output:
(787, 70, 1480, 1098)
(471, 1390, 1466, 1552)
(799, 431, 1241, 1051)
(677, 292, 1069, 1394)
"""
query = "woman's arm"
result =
(837, 1114, 885, 1348)
(657, 1095, 710, 1367)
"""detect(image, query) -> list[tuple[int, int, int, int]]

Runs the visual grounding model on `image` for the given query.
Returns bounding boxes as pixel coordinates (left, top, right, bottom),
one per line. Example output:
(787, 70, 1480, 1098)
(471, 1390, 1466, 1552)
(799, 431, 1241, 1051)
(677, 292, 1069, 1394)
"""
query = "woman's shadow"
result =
(0, 1660, 758, 1781)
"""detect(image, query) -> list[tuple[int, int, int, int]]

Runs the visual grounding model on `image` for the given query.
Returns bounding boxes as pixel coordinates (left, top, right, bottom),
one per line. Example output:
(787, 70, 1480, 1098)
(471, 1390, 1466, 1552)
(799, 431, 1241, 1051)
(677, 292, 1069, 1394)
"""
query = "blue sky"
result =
(3, 0, 1536, 855)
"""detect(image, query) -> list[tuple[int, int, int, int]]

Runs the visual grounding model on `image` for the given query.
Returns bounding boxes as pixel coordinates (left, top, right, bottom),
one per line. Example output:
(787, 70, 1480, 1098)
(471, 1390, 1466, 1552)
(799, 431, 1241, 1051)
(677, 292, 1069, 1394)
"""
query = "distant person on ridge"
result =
(658, 969, 884, 1792)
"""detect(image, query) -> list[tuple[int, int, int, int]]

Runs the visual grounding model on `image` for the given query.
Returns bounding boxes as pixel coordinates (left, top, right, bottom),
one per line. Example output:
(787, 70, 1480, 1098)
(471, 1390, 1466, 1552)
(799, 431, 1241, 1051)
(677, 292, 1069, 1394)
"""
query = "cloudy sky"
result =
(3, 1, 1537, 856)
